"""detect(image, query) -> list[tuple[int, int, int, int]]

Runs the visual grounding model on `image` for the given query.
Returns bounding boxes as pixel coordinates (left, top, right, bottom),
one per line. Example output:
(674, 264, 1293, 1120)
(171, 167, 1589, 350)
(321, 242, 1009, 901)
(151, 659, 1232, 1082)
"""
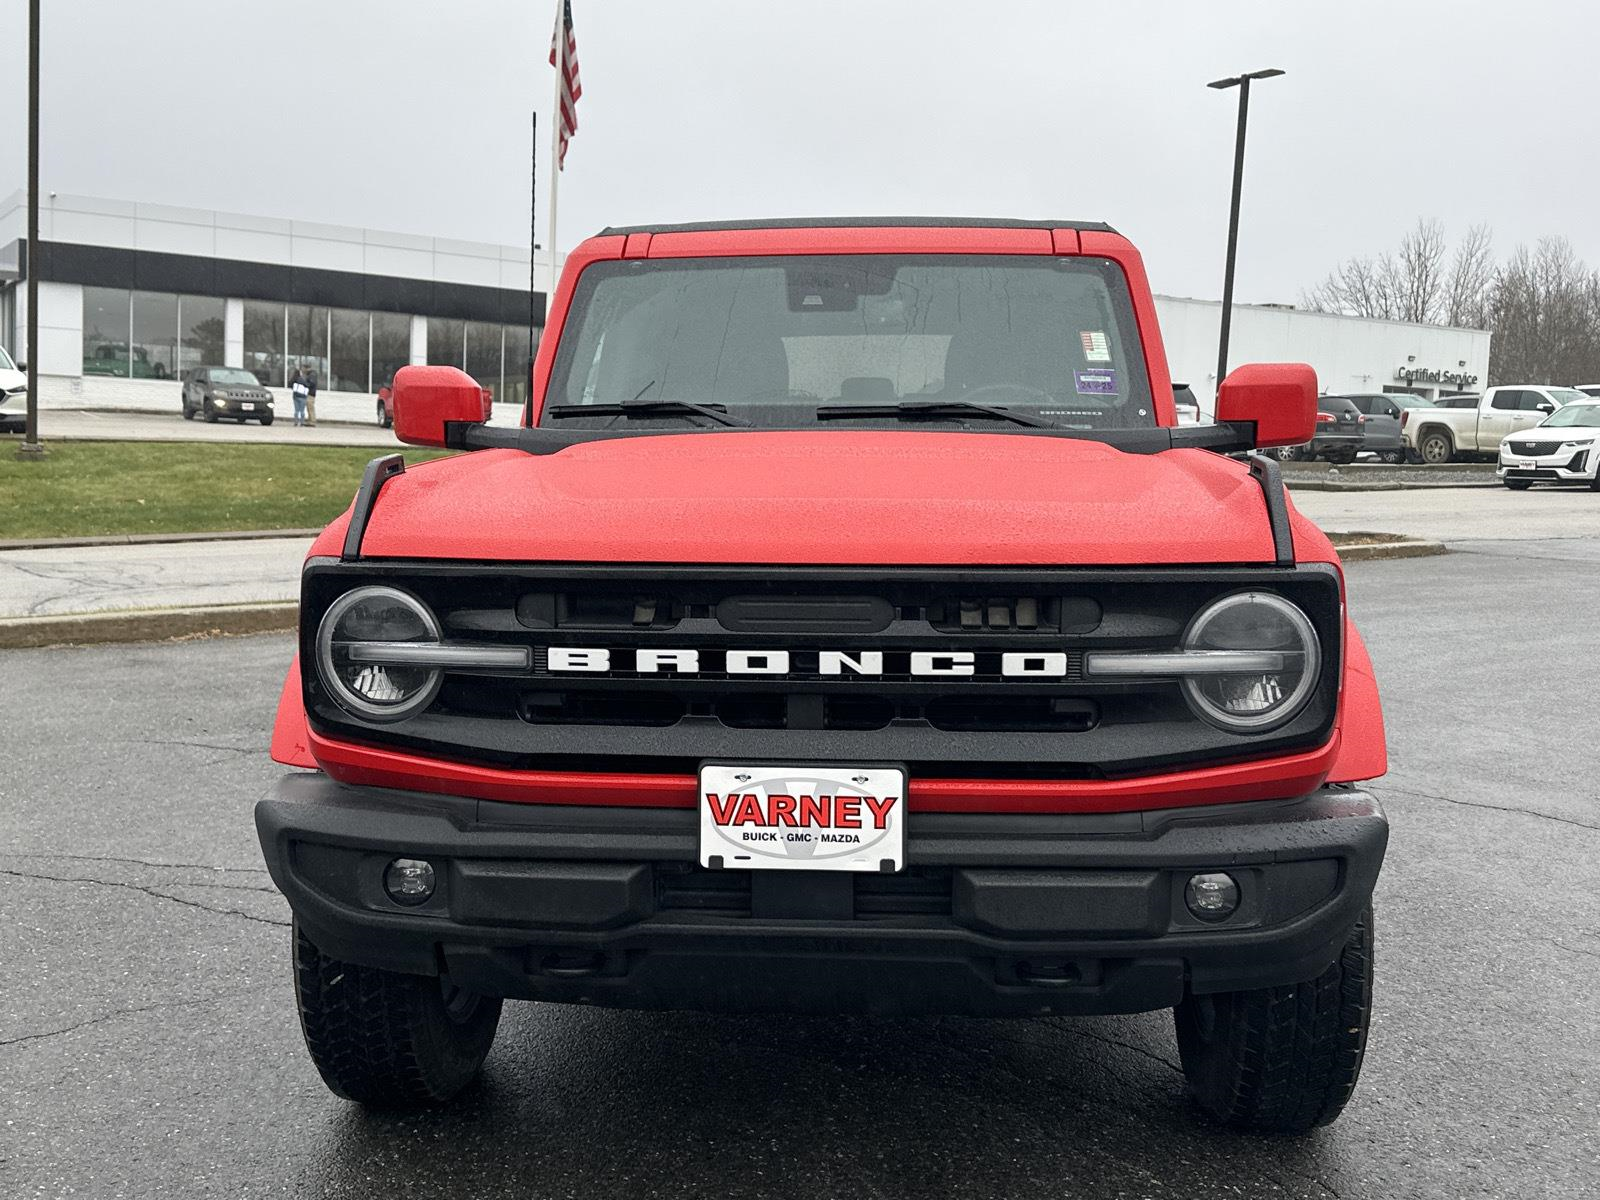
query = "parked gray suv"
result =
(1339, 393, 1436, 464)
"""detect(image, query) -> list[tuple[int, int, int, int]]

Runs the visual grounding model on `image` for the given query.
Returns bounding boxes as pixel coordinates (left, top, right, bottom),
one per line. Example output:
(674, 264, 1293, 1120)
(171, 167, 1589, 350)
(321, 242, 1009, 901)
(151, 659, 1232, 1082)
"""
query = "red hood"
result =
(319, 431, 1331, 566)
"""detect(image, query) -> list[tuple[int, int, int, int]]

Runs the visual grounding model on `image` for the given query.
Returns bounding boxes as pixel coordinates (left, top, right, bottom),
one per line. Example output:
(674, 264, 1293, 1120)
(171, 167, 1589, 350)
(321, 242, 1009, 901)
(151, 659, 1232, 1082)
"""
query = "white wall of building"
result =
(1155, 295, 1492, 414)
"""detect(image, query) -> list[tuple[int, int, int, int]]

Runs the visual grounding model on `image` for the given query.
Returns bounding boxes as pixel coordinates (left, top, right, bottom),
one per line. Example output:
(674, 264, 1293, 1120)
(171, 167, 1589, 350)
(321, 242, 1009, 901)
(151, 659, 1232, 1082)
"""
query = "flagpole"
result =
(547, 0, 564, 292)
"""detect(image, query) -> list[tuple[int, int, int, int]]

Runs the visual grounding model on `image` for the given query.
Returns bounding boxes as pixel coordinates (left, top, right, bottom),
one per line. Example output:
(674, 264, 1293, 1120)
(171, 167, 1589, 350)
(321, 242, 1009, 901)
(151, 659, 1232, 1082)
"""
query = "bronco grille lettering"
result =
(547, 647, 1069, 677)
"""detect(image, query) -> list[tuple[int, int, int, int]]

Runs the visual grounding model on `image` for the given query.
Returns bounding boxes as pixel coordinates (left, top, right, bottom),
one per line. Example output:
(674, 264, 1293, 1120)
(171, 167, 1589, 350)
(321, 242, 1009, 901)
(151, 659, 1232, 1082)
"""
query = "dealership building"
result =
(0, 192, 552, 422)
(1, 194, 1488, 421)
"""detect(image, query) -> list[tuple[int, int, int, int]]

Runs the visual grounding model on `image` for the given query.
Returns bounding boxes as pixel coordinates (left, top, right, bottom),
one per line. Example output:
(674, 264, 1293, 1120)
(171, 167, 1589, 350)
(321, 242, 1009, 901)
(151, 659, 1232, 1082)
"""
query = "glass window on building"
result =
(427, 317, 464, 368)
(329, 308, 371, 393)
(178, 296, 225, 374)
(287, 304, 330, 388)
(130, 292, 179, 380)
(371, 312, 411, 391)
(82, 287, 131, 377)
(504, 323, 534, 411)
(466, 322, 504, 400)
(243, 301, 285, 386)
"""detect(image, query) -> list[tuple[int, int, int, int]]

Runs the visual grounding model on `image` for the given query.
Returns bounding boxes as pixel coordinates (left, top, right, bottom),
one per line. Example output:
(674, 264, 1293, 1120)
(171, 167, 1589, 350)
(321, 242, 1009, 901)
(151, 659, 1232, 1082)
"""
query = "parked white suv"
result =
(1497, 401, 1600, 490)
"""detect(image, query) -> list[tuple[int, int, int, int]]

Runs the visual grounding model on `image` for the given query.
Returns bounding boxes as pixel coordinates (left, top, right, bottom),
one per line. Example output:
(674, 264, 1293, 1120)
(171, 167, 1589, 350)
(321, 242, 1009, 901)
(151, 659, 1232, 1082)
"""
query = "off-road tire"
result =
(1175, 908, 1373, 1135)
(202, 401, 218, 423)
(259, 413, 274, 426)
(292, 920, 502, 1106)
(1504, 479, 1532, 491)
(1417, 430, 1453, 464)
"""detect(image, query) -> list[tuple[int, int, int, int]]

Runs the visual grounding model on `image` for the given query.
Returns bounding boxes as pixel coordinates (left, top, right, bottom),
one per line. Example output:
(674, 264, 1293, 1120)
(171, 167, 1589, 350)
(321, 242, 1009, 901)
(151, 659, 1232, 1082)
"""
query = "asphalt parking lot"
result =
(3, 546, 1598, 1199)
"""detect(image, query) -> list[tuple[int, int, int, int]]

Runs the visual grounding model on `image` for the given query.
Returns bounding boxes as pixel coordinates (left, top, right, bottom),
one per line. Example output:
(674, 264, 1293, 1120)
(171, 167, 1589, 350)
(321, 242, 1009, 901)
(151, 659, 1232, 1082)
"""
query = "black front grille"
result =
(301, 561, 1343, 779)
(1507, 440, 1555, 457)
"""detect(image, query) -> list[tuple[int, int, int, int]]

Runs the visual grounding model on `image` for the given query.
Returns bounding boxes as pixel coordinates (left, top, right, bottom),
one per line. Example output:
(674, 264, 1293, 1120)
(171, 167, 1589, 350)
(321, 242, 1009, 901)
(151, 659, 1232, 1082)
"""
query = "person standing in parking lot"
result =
(290, 367, 309, 427)
(305, 368, 319, 427)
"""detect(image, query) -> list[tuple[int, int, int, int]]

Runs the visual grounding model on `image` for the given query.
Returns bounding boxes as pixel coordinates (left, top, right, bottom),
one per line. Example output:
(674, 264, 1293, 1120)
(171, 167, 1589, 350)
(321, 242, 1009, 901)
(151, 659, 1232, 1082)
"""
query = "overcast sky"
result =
(1, 0, 1593, 302)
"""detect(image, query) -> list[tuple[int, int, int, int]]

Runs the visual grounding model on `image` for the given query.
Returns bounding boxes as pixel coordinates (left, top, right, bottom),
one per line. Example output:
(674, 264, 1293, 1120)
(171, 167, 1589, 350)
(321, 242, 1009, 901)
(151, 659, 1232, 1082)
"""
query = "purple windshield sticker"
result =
(1074, 369, 1118, 395)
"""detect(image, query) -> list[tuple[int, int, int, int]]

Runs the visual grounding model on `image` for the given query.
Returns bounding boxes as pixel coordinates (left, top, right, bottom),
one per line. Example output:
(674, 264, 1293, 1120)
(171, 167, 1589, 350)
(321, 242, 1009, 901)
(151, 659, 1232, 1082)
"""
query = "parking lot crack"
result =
(1041, 1018, 1182, 1073)
(1372, 783, 1600, 832)
(0, 987, 259, 1049)
(0, 850, 271, 874)
(0, 866, 289, 928)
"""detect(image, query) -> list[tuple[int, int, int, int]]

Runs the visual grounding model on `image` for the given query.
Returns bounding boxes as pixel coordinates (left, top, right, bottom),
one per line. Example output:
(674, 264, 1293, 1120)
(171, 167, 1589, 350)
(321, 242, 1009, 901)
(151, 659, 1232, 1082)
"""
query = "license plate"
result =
(1521, 461, 1538, 470)
(698, 763, 906, 873)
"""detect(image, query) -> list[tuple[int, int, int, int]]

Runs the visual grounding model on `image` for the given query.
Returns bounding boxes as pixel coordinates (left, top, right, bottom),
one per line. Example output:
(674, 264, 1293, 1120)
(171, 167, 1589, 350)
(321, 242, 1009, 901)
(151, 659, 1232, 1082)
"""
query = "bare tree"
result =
(1389, 218, 1447, 323)
(1485, 236, 1600, 385)
(1442, 223, 1494, 329)
(1302, 255, 1388, 318)
(1302, 219, 1446, 322)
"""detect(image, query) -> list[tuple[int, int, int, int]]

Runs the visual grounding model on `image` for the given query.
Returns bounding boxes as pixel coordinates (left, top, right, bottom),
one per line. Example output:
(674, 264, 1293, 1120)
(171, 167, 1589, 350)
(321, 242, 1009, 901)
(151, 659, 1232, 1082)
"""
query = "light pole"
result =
(19, 0, 43, 457)
(1207, 67, 1284, 394)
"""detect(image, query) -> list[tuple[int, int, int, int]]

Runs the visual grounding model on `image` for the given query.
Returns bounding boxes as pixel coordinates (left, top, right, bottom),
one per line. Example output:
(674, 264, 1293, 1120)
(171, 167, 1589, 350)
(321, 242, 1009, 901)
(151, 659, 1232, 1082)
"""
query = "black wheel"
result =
(1417, 430, 1453, 464)
(378, 400, 393, 429)
(1378, 450, 1405, 465)
(181, 403, 194, 420)
(1175, 908, 1374, 1134)
(1504, 479, 1532, 491)
(259, 413, 274, 426)
(202, 401, 218, 423)
(292, 920, 502, 1106)
(1327, 448, 1358, 465)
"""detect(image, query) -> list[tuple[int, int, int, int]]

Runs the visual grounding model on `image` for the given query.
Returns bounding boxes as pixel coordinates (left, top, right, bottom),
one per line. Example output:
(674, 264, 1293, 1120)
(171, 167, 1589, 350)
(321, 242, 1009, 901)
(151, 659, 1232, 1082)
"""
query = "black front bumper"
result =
(256, 776, 1387, 1017)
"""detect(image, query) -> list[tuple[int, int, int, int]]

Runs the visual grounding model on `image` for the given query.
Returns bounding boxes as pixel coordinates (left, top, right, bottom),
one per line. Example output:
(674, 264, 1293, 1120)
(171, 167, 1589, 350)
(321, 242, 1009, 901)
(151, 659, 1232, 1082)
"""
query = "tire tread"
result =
(292, 921, 500, 1106)
(1177, 909, 1373, 1134)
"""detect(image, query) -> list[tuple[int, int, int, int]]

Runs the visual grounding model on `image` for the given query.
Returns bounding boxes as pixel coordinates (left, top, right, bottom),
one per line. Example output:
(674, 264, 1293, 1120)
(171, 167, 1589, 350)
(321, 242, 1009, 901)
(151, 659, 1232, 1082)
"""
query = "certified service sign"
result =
(698, 764, 906, 873)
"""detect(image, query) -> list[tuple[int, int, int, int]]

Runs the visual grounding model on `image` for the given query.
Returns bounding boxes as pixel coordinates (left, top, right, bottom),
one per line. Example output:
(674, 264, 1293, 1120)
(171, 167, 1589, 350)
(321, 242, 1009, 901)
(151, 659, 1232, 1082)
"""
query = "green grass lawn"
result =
(0, 441, 452, 539)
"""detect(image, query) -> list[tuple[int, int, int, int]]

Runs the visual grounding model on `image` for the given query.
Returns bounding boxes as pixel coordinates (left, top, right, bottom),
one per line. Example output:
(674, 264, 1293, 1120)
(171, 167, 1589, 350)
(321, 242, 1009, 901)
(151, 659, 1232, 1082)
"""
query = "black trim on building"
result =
(15, 239, 544, 326)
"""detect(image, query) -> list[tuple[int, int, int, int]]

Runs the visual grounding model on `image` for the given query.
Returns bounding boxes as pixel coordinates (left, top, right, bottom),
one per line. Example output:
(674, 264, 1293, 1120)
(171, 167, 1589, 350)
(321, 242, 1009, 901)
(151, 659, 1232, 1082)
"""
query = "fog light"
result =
(1185, 872, 1239, 922)
(384, 858, 436, 905)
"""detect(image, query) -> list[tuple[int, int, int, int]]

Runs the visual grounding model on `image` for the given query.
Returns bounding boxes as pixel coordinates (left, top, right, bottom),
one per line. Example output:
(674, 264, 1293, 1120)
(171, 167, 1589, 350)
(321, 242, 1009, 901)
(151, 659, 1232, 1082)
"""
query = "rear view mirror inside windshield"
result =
(786, 262, 896, 311)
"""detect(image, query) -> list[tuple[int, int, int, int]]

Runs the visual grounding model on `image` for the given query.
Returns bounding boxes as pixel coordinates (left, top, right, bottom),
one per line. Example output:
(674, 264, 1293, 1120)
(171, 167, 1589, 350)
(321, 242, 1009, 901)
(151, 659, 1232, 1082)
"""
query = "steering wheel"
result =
(959, 382, 1053, 406)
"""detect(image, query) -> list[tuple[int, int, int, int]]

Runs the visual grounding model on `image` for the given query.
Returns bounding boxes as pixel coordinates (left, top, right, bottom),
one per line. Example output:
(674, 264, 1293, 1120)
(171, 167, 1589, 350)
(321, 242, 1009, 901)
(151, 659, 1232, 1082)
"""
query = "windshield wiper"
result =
(545, 400, 752, 428)
(814, 400, 1058, 429)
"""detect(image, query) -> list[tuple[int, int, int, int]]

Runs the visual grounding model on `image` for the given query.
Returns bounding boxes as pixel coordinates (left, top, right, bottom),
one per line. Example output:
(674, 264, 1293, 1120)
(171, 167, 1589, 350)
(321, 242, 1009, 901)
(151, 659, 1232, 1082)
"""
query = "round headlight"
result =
(315, 586, 442, 722)
(1180, 592, 1320, 732)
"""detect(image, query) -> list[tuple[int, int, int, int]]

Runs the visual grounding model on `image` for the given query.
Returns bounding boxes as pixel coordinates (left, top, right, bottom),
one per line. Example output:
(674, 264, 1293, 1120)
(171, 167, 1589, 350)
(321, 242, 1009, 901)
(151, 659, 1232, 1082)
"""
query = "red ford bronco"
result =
(258, 218, 1388, 1133)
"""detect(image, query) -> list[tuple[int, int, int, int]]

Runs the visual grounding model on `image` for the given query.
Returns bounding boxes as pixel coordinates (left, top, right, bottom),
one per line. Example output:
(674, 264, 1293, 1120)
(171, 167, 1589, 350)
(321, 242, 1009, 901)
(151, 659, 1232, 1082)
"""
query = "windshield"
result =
(0, 345, 14, 371)
(1548, 388, 1589, 407)
(208, 368, 263, 386)
(543, 255, 1154, 430)
(1540, 402, 1600, 428)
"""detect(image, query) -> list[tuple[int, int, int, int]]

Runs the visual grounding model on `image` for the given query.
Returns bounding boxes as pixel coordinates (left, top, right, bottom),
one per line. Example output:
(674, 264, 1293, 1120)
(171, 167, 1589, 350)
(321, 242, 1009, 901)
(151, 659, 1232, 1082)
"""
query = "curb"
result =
(1287, 479, 1499, 492)
(1330, 539, 1448, 561)
(0, 602, 298, 649)
(0, 528, 321, 552)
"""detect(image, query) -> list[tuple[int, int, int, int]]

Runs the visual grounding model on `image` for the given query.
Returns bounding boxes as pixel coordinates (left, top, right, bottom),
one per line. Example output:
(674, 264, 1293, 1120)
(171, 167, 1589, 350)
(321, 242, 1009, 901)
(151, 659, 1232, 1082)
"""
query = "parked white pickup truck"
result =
(1402, 385, 1589, 463)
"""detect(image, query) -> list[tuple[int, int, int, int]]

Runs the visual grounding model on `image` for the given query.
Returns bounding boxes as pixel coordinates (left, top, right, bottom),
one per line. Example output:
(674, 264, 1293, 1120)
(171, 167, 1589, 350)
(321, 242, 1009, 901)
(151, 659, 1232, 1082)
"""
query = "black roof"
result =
(598, 216, 1117, 236)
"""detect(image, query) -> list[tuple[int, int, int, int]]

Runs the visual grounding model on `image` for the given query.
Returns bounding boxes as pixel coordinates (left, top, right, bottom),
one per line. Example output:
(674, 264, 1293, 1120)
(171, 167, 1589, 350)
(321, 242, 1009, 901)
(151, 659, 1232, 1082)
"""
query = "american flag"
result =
(550, 0, 582, 169)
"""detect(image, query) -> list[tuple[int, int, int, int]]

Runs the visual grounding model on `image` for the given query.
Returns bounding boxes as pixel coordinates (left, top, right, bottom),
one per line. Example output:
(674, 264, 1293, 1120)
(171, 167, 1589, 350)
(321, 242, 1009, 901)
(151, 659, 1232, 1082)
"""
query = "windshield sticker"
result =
(1075, 369, 1119, 395)
(1079, 330, 1112, 362)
